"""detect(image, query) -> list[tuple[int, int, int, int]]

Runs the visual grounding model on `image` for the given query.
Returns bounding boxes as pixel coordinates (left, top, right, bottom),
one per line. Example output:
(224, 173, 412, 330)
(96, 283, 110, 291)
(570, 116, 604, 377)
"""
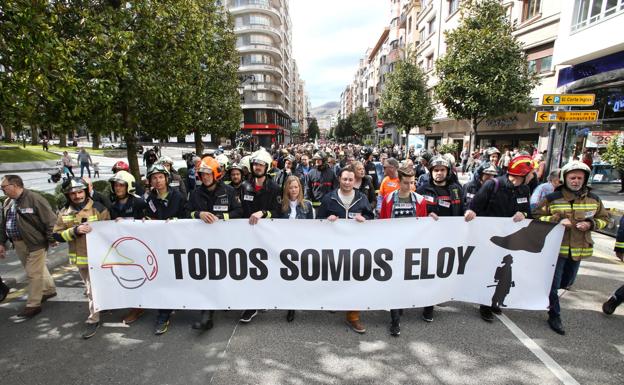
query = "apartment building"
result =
(227, 0, 306, 147)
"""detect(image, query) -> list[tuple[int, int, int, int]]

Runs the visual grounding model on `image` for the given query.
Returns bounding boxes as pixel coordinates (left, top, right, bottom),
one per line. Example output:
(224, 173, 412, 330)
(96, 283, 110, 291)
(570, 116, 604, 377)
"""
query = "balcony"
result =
(243, 82, 284, 94)
(387, 47, 404, 64)
(236, 44, 283, 59)
(229, 3, 281, 21)
(234, 24, 282, 41)
(241, 102, 285, 112)
(238, 63, 283, 78)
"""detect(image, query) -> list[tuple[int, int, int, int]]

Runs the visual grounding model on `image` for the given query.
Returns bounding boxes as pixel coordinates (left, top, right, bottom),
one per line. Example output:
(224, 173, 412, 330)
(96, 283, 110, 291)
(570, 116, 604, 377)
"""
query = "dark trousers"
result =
(80, 162, 91, 178)
(157, 309, 172, 322)
(614, 284, 624, 300)
(548, 257, 581, 317)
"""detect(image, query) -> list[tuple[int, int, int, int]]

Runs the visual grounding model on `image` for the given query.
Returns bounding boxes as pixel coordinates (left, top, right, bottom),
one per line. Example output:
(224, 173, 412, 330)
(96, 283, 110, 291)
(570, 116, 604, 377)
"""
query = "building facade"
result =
(227, 0, 306, 148)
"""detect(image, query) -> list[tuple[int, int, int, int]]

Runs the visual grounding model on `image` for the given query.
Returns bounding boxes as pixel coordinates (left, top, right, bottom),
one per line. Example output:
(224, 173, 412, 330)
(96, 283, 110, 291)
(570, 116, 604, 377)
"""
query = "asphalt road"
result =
(1, 235, 622, 385)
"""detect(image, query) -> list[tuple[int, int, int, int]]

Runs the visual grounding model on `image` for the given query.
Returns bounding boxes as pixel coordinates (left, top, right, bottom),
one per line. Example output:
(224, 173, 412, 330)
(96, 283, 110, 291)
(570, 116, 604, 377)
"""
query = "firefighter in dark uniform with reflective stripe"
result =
(306, 151, 337, 209)
(416, 156, 464, 322)
(361, 147, 380, 192)
(186, 156, 243, 331)
(239, 148, 281, 323)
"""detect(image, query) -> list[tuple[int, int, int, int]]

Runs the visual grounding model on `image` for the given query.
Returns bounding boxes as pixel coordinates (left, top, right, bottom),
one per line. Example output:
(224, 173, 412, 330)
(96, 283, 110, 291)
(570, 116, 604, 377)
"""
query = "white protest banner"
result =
(87, 217, 563, 312)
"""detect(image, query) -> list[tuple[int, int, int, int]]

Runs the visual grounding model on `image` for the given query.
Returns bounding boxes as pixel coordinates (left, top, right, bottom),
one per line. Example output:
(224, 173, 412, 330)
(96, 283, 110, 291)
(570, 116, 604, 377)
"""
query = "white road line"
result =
(209, 321, 239, 385)
(497, 313, 580, 385)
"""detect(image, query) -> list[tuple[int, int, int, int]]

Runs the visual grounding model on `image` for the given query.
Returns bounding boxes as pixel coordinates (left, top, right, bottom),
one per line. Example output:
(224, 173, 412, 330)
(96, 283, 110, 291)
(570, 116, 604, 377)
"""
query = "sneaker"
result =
(154, 319, 170, 335)
(0, 283, 9, 302)
(346, 319, 366, 334)
(81, 322, 100, 339)
(603, 295, 622, 315)
(240, 310, 258, 323)
(122, 308, 145, 324)
(42, 292, 57, 302)
(491, 305, 502, 315)
(547, 315, 565, 335)
(422, 306, 434, 322)
(479, 305, 494, 322)
(389, 320, 400, 336)
(16, 306, 42, 319)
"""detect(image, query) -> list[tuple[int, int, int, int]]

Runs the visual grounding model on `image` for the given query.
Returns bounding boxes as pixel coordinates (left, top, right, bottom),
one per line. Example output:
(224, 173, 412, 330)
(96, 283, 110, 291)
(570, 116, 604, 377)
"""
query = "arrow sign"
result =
(541, 94, 595, 106)
(535, 110, 599, 123)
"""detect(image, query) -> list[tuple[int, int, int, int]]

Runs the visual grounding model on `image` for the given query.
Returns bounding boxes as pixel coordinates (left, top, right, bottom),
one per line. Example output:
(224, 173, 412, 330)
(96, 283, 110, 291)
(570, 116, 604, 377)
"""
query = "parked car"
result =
(117, 142, 144, 154)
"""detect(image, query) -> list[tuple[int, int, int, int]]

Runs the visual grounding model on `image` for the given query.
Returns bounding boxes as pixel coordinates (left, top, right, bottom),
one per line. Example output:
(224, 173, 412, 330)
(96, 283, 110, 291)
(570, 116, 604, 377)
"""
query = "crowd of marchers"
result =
(1, 140, 622, 340)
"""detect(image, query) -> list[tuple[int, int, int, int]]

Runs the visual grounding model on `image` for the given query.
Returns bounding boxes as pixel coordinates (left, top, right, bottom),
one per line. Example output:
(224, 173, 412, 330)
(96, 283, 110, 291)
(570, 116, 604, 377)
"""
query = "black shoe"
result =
(154, 319, 170, 335)
(491, 305, 502, 315)
(390, 320, 400, 336)
(0, 283, 9, 303)
(422, 306, 434, 322)
(480, 306, 494, 322)
(286, 310, 295, 322)
(547, 315, 565, 335)
(192, 311, 214, 330)
(42, 292, 57, 302)
(240, 310, 258, 323)
(603, 295, 622, 315)
(81, 322, 100, 339)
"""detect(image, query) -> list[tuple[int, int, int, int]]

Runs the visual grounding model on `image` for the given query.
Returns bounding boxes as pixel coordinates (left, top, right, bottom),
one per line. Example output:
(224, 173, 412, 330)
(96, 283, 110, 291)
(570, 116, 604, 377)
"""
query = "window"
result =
(449, 0, 460, 15)
(249, 14, 270, 26)
(428, 18, 436, 35)
(408, 16, 412, 33)
(419, 28, 426, 42)
(526, 43, 554, 74)
(249, 34, 273, 46)
(572, 0, 624, 31)
(522, 0, 541, 21)
(418, 61, 424, 69)
(426, 54, 434, 70)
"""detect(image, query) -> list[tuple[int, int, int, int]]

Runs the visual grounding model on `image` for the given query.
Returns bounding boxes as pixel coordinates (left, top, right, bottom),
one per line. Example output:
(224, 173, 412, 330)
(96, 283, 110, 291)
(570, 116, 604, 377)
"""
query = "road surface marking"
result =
(497, 313, 580, 385)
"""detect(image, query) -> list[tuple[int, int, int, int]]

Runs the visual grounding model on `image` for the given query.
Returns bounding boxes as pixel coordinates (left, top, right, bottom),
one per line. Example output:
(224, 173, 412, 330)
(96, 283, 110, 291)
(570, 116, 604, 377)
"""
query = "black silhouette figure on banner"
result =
(489, 254, 515, 311)
(490, 221, 557, 253)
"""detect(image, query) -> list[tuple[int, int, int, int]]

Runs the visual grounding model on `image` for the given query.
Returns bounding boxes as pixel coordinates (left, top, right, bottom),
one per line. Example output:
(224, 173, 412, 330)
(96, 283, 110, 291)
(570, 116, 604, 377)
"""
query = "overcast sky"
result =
(290, 0, 389, 108)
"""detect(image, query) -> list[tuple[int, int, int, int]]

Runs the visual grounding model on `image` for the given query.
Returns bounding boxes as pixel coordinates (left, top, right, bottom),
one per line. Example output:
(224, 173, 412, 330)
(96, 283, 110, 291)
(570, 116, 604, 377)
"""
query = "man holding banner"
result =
(317, 165, 374, 334)
(186, 156, 242, 331)
(464, 155, 533, 322)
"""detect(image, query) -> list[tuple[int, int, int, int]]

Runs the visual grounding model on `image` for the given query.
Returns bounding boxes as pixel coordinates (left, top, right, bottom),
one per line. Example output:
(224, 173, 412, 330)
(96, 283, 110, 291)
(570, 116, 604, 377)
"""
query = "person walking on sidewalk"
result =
(62, 151, 75, 177)
(0, 175, 58, 320)
(77, 148, 93, 178)
(602, 216, 624, 314)
(534, 161, 610, 335)
(52, 177, 110, 339)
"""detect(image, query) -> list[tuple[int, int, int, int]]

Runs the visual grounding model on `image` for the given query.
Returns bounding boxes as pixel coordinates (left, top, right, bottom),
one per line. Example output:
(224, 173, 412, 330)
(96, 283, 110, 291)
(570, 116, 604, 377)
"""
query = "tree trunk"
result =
(31, 124, 38, 145)
(194, 129, 204, 155)
(4, 125, 12, 143)
(122, 105, 141, 182)
(469, 117, 480, 153)
(59, 131, 67, 147)
(92, 132, 100, 150)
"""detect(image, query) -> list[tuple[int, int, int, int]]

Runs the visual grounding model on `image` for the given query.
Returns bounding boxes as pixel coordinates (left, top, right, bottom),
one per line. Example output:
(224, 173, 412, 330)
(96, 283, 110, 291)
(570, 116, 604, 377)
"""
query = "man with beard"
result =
(306, 151, 337, 210)
(226, 163, 246, 199)
(239, 148, 281, 323)
(52, 178, 110, 339)
(416, 156, 464, 322)
(535, 161, 609, 335)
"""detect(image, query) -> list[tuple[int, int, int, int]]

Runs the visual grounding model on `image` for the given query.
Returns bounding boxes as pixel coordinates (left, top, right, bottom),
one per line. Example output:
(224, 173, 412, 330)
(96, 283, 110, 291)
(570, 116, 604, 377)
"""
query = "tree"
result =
(603, 134, 624, 172)
(379, 59, 435, 137)
(307, 118, 320, 140)
(350, 107, 372, 141)
(435, 0, 539, 151)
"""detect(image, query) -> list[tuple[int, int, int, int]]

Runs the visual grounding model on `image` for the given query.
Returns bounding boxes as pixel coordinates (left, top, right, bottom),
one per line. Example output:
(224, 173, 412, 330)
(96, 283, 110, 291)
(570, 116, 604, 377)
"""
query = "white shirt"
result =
(288, 200, 298, 219)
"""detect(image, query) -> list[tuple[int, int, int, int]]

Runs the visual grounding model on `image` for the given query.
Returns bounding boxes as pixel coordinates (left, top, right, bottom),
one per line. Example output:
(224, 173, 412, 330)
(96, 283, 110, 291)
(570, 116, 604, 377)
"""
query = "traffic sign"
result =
(541, 94, 595, 106)
(376, 120, 384, 128)
(535, 110, 599, 123)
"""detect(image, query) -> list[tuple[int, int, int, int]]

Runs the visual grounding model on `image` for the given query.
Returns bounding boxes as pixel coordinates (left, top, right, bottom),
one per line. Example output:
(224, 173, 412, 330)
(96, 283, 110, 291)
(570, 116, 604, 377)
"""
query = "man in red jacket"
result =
(380, 166, 429, 336)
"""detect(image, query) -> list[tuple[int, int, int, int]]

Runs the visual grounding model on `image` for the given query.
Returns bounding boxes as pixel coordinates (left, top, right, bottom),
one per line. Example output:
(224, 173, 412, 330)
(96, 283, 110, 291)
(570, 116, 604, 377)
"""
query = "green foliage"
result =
(31, 190, 58, 211)
(0, 147, 60, 163)
(379, 139, 394, 148)
(603, 134, 624, 170)
(178, 167, 188, 181)
(308, 118, 320, 140)
(363, 138, 374, 146)
(350, 107, 373, 140)
(438, 142, 459, 155)
(92, 180, 109, 193)
(434, 0, 539, 149)
(379, 60, 435, 132)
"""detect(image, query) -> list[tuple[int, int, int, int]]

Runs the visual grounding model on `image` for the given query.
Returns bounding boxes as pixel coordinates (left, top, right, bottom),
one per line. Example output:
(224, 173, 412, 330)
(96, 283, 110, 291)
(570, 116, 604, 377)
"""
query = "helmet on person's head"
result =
(443, 153, 456, 167)
(560, 160, 591, 185)
(62, 177, 89, 195)
(507, 155, 534, 177)
(240, 155, 251, 173)
(197, 156, 223, 180)
(228, 163, 244, 173)
(312, 151, 327, 162)
(157, 155, 173, 166)
(109, 171, 136, 194)
(485, 147, 501, 157)
(419, 151, 433, 163)
(216, 154, 230, 170)
(250, 149, 273, 175)
(111, 161, 130, 173)
(284, 154, 295, 164)
(482, 164, 499, 176)
(360, 147, 373, 159)
(428, 156, 451, 172)
(146, 164, 170, 180)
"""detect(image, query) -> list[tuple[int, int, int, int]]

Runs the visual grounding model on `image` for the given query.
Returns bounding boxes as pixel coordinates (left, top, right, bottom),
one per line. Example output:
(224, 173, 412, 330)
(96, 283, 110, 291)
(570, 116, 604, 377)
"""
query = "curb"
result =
(0, 160, 59, 173)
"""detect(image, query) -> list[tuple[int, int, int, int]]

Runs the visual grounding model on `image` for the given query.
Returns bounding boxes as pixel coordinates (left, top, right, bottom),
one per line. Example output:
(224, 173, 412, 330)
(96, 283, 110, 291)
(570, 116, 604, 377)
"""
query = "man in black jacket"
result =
(186, 156, 243, 331)
(462, 164, 499, 209)
(306, 151, 337, 209)
(416, 156, 464, 322)
(464, 155, 533, 322)
(317, 166, 374, 334)
(239, 149, 281, 323)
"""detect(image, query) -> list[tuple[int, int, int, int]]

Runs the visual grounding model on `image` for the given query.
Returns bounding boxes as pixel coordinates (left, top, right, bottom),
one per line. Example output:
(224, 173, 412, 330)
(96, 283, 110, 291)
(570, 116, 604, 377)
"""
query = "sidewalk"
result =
(0, 243, 68, 287)
(0, 160, 59, 173)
